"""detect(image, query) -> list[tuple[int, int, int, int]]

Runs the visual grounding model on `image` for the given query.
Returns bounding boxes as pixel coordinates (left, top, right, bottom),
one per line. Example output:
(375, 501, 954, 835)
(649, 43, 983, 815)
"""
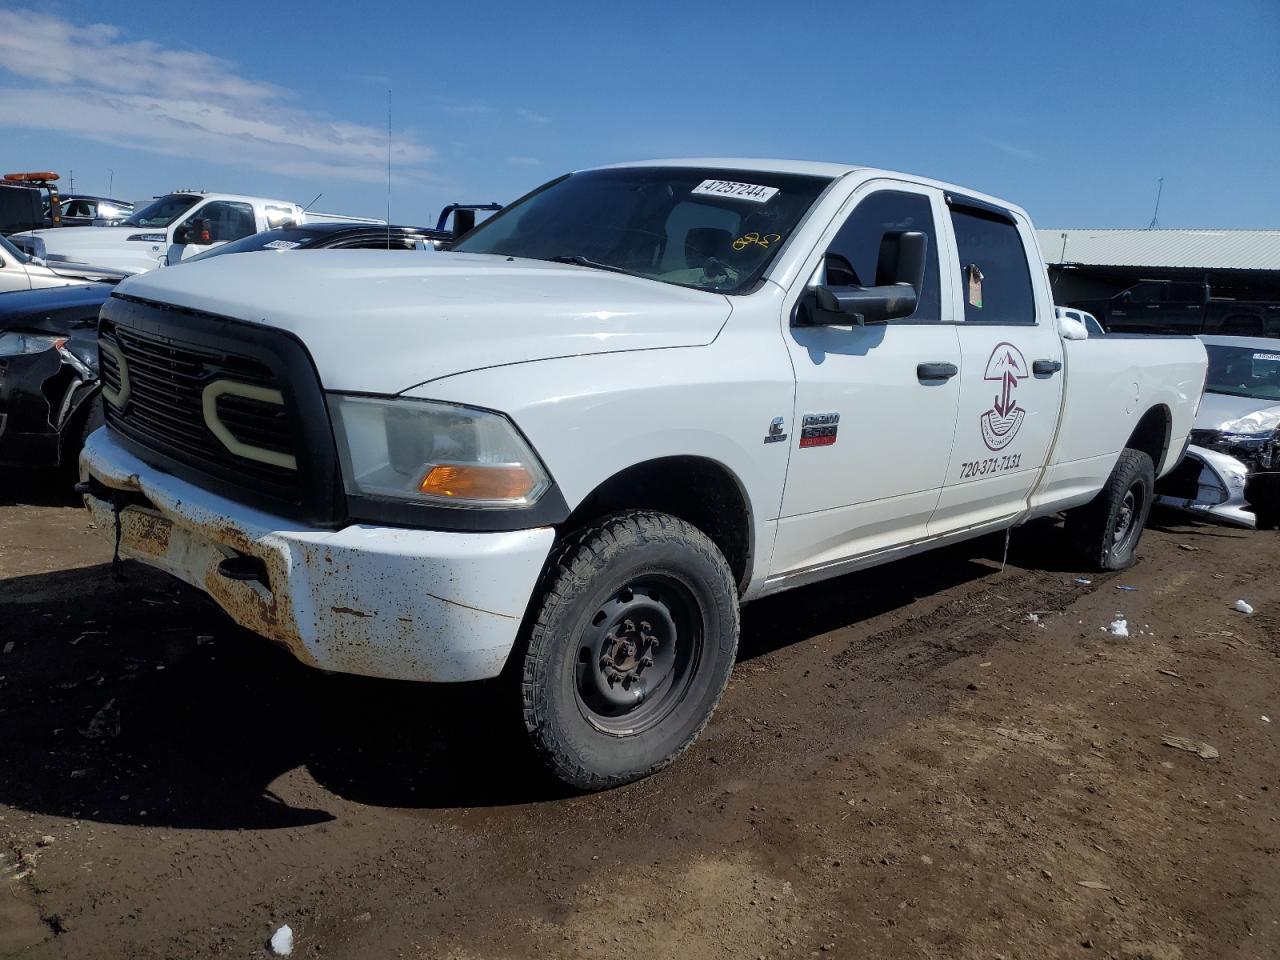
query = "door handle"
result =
(917, 361, 958, 382)
(1032, 359, 1062, 375)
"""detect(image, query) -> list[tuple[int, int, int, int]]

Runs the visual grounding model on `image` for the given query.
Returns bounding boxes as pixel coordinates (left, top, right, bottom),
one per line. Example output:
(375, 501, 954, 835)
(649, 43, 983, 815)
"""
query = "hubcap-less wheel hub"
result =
(575, 578, 699, 734)
(1113, 483, 1144, 554)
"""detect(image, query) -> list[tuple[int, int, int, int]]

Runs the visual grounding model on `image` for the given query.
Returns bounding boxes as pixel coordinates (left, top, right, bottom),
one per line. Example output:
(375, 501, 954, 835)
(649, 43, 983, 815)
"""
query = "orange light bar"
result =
(4, 172, 60, 182)
(419, 464, 535, 502)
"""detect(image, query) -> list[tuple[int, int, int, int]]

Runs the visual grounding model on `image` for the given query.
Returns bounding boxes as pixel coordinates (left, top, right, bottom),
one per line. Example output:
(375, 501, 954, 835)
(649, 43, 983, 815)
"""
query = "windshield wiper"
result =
(547, 255, 642, 279)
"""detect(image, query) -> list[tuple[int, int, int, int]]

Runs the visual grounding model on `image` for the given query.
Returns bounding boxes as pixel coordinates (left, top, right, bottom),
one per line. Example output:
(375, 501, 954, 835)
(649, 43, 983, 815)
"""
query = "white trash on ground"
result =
(269, 925, 293, 956)
(1109, 619, 1129, 638)
(1235, 600, 1254, 615)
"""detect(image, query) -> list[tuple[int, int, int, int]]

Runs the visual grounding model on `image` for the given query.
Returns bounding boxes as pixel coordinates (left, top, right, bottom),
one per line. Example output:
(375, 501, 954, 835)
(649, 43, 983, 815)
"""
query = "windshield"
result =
(0, 232, 30, 264)
(121, 194, 201, 228)
(452, 167, 832, 294)
(182, 228, 327, 263)
(1205, 344, 1280, 402)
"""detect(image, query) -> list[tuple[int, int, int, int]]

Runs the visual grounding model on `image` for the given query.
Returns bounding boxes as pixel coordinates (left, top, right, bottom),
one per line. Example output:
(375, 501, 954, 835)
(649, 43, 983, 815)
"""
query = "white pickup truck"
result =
(11, 191, 372, 274)
(80, 159, 1208, 790)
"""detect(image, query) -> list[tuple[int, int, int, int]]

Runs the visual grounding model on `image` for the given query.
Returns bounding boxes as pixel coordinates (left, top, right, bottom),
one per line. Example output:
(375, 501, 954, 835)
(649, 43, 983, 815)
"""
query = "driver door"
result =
(770, 183, 962, 577)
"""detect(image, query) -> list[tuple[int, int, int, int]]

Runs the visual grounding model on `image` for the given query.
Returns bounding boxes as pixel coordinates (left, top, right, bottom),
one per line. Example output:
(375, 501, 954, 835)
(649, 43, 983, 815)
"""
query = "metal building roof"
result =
(1037, 228, 1280, 271)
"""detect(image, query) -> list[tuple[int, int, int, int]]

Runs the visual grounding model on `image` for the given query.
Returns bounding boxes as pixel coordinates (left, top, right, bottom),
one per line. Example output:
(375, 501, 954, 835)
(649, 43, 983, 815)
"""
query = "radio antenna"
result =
(302, 192, 323, 212)
(386, 87, 392, 248)
(1147, 176, 1164, 230)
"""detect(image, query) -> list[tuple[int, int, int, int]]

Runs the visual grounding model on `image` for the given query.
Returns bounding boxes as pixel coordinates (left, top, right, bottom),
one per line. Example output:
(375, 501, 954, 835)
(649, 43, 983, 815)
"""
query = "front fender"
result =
(405, 337, 795, 592)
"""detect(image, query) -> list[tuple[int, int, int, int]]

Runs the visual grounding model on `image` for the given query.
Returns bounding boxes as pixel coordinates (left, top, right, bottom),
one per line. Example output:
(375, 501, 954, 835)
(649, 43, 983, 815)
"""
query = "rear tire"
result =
(519, 510, 739, 791)
(1066, 448, 1155, 570)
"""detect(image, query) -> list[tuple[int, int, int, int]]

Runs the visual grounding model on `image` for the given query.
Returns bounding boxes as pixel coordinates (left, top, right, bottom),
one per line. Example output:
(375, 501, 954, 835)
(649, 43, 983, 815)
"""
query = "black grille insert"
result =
(98, 295, 342, 525)
(102, 321, 298, 489)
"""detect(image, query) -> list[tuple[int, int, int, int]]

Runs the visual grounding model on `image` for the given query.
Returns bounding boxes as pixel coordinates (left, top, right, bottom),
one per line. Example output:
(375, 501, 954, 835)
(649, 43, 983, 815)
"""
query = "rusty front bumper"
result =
(80, 428, 555, 682)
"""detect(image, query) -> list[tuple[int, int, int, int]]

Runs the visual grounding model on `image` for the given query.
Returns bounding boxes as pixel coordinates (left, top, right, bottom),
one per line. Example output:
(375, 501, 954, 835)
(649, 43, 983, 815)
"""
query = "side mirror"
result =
(801, 231, 927, 327)
(814, 284, 918, 324)
(1057, 315, 1089, 340)
(452, 208, 477, 239)
(177, 218, 212, 245)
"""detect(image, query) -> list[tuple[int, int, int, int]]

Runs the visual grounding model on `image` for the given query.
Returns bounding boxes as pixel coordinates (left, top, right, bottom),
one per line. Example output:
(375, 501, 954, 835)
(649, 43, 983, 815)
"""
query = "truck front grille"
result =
(98, 295, 342, 524)
(101, 321, 298, 488)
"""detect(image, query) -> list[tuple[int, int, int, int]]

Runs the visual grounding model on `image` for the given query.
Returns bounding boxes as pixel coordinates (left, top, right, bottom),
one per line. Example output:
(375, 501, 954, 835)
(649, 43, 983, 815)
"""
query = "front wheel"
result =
(1066, 448, 1155, 570)
(518, 511, 739, 791)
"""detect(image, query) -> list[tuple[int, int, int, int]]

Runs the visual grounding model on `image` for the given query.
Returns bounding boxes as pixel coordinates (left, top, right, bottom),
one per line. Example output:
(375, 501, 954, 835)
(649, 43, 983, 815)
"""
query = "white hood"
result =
(15, 225, 164, 274)
(1196, 390, 1280, 434)
(113, 251, 734, 391)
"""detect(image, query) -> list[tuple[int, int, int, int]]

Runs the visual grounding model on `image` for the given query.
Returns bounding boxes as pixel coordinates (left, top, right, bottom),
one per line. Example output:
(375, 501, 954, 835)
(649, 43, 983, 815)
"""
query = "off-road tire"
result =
(1066, 448, 1155, 570)
(519, 510, 739, 791)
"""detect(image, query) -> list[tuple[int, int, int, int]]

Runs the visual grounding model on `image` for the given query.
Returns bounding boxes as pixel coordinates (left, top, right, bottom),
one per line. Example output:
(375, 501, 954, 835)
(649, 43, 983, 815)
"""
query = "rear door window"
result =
(949, 206, 1036, 325)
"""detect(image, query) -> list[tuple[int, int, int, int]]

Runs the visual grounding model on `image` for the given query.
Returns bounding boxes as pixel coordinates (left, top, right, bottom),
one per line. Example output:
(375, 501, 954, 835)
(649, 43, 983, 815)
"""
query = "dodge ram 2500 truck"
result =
(79, 159, 1208, 790)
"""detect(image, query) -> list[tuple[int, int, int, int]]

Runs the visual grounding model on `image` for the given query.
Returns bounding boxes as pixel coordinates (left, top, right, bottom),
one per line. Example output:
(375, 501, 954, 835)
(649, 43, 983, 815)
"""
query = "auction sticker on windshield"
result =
(691, 180, 779, 203)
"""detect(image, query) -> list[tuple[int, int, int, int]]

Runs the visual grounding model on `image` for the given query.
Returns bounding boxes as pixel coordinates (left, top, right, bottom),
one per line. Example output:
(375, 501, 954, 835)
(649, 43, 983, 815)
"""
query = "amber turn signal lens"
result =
(419, 464, 535, 502)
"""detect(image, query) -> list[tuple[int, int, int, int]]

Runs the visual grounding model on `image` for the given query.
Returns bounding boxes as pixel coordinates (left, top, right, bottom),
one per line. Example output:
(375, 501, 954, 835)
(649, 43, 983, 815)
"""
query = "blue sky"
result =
(1, 0, 1277, 229)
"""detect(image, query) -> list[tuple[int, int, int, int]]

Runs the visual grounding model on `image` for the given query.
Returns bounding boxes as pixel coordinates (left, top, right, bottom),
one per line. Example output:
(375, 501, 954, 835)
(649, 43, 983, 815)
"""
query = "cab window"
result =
(1127, 282, 1165, 304)
(190, 201, 257, 243)
(265, 205, 298, 229)
(825, 190, 941, 322)
(950, 206, 1035, 325)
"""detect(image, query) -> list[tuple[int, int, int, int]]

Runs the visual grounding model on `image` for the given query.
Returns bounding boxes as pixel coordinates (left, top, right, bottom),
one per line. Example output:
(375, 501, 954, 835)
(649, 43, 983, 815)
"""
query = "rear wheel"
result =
(1066, 448, 1155, 570)
(518, 511, 739, 791)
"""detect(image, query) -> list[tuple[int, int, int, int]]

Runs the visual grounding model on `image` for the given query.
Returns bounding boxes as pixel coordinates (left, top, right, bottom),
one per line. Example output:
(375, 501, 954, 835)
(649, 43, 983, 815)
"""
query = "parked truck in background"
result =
(80, 159, 1207, 790)
(1074, 279, 1280, 338)
(10, 191, 378, 274)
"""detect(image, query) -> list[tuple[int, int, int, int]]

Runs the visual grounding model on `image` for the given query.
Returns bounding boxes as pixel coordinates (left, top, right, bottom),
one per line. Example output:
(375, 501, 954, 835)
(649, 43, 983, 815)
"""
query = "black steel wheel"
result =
(519, 511, 739, 791)
(1066, 448, 1155, 570)
(573, 574, 702, 735)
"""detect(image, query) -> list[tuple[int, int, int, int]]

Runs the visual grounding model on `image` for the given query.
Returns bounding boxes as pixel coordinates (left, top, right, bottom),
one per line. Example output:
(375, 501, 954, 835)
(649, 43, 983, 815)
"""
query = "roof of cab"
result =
(591, 157, 863, 179)
(582, 158, 1031, 220)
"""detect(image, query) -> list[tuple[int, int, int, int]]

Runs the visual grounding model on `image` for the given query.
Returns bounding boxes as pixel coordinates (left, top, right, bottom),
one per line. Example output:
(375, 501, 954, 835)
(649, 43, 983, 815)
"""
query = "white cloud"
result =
(0, 12, 432, 183)
(516, 108, 552, 125)
(978, 136, 1037, 160)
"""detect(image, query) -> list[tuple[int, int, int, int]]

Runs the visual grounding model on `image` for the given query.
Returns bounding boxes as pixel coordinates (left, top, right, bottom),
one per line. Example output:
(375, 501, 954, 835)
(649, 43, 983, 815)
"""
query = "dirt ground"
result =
(1, 476, 1278, 960)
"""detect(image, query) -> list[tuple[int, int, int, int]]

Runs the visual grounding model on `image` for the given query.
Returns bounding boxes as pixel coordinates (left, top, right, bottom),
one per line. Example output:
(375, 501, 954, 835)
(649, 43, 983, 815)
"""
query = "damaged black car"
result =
(0, 284, 115, 478)
(0, 282, 115, 478)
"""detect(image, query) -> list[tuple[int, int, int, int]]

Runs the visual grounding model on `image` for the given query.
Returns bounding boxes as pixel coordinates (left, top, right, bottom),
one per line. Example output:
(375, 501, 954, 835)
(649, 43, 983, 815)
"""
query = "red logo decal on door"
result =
(979, 342, 1029, 451)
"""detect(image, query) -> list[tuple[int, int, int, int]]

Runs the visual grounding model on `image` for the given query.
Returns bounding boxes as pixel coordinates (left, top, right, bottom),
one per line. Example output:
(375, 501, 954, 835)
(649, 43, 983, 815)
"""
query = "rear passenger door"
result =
(927, 197, 1063, 535)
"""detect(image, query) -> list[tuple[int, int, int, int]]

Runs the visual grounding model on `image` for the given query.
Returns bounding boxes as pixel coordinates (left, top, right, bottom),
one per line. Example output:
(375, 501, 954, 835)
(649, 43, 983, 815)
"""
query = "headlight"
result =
(0, 331, 61, 357)
(1194, 429, 1275, 467)
(327, 394, 551, 508)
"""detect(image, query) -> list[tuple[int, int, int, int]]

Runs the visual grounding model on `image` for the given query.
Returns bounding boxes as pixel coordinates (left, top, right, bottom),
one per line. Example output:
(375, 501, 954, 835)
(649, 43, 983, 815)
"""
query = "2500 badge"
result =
(959, 453, 1021, 479)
